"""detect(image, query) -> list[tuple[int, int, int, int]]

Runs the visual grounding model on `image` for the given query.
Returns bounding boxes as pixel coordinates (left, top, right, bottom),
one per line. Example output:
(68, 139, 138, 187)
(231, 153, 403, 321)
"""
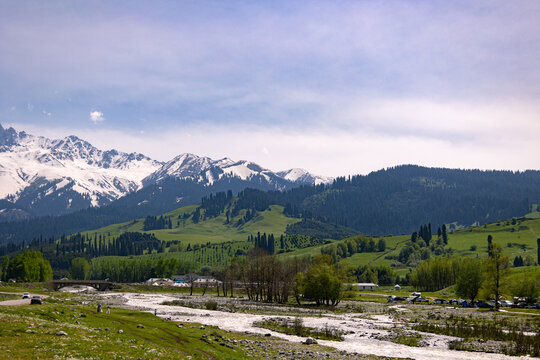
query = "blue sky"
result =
(1, 1, 539, 176)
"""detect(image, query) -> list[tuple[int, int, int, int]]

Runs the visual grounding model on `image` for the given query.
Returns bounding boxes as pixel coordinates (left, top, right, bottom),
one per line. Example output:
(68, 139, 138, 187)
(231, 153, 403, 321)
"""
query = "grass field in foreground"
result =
(0, 300, 248, 359)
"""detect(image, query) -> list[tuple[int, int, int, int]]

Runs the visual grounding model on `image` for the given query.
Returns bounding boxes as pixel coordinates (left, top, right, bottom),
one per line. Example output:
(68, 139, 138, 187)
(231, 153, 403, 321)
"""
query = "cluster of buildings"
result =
(145, 275, 221, 287)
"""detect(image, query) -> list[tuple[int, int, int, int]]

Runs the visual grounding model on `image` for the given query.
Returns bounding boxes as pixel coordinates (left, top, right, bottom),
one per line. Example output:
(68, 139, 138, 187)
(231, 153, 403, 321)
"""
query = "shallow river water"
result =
(103, 293, 530, 360)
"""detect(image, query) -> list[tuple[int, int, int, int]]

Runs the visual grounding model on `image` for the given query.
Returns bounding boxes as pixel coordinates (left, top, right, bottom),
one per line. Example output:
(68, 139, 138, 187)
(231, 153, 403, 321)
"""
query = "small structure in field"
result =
(393, 284, 401, 291)
(355, 283, 378, 291)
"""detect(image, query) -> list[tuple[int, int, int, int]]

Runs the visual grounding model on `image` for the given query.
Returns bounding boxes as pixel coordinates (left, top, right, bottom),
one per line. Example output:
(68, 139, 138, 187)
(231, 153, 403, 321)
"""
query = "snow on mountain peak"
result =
(0, 124, 332, 218)
(0, 125, 162, 207)
(143, 153, 331, 187)
(277, 168, 333, 185)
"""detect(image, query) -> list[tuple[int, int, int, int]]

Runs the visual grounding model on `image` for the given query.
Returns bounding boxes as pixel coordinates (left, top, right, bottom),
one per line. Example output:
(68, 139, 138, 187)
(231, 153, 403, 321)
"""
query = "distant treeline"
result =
(0, 231, 172, 272)
(172, 166, 538, 237)
(320, 236, 386, 264)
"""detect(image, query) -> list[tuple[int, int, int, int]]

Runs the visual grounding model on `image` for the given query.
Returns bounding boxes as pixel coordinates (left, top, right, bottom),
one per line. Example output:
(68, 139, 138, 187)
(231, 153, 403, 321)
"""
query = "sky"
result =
(1, 0, 539, 177)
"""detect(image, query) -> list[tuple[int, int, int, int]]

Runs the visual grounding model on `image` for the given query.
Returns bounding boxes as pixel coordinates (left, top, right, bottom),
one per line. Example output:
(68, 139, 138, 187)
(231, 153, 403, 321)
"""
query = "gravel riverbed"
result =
(93, 292, 531, 360)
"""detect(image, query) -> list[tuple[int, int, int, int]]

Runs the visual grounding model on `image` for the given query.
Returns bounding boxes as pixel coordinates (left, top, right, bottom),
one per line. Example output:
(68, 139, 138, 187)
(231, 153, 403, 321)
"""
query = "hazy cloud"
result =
(1, 1, 539, 175)
(89, 111, 104, 124)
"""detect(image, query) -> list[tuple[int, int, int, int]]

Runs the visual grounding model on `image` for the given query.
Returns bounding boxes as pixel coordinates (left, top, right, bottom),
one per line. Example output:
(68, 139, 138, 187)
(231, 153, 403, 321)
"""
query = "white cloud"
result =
(89, 111, 104, 124)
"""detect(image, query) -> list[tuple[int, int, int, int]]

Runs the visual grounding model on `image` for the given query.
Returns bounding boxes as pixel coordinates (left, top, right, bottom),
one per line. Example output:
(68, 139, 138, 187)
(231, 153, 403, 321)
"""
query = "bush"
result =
(205, 301, 218, 310)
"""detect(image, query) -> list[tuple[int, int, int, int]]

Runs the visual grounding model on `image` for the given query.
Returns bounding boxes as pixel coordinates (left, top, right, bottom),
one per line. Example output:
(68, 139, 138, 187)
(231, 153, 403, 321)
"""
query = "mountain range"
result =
(0, 124, 331, 221)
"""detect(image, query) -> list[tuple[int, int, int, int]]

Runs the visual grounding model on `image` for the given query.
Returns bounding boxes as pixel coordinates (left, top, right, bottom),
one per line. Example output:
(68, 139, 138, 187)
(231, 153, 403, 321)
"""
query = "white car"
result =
(22, 293, 30, 299)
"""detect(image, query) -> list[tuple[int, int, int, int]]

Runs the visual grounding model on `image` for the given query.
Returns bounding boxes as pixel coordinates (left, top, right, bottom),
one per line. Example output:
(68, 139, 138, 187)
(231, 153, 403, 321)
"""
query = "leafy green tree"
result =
(377, 238, 386, 252)
(0, 255, 9, 281)
(299, 255, 343, 306)
(6, 251, 52, 282)
(70, 257, 90, 280)
(410, 257, 461, 291)
(481, 243, 509, 310)
(511, 275, 539, 304)
(367, 239, 376, 252)
(455, 259, 484, 302)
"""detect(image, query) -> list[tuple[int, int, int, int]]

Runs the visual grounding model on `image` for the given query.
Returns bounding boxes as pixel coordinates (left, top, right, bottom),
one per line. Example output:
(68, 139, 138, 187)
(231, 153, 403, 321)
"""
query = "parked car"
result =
(22, 293, 30, 299)
(30, 295, 42, 305)
(476, 301, 493, 309)
(434, 298, 448, 304)
(500, 300, 513, 307)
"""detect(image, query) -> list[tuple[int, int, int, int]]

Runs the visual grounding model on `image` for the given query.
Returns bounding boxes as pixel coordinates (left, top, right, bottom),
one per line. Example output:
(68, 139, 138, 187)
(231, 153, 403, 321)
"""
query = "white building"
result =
(355, 283, 378, 291)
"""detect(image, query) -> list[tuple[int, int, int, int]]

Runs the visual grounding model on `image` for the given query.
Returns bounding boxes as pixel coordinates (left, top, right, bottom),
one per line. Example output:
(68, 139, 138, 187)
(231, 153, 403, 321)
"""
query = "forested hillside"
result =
(295, 166, 539, 235)
(231, 166, 539, 235)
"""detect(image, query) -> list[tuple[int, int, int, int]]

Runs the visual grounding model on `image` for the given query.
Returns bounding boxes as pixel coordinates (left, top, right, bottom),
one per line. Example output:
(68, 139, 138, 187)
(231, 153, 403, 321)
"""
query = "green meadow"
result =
(82, 204, 300, 247)
(0, 301, 248, 359)
(80, 202, 540, 273)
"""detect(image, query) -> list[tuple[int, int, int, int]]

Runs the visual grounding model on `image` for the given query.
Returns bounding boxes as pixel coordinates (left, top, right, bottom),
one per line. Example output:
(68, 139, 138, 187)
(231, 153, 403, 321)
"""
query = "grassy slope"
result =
(278, 217, 540, 278)
(83, 204, 300, 247)
(0, 301, 248, 359)
(81, 201, 539, 272)
(345, 217, 540, 269)
(448, 216, 539, 260)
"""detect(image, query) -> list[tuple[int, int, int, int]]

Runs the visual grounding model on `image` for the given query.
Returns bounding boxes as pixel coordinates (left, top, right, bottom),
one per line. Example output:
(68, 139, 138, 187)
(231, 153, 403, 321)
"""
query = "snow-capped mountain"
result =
(0, 124, 162, 219)
(0, 124, 332, 220)
(143, 153, 331, 188)
(276, 168, 332, 186)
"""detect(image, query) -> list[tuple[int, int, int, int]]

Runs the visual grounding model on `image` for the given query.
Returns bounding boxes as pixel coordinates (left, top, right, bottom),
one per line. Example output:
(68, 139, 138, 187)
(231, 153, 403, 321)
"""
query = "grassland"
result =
(325, 217, 539, 273)
(0, 301, 250, 359)
(83, 204, 300, 247)
(78, 200, 540, 274)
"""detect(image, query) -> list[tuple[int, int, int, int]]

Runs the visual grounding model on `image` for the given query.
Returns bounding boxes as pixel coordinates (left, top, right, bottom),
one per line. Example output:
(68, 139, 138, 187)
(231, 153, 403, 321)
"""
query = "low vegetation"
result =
(415, 319, 540, 357)
(392, 333, 422, 347)
(254, 317, 345, 341)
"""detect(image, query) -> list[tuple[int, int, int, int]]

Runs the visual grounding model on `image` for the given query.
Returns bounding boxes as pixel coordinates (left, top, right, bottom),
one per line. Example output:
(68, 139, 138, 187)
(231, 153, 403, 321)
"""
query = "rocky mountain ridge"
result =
(0, 124, 331, 220)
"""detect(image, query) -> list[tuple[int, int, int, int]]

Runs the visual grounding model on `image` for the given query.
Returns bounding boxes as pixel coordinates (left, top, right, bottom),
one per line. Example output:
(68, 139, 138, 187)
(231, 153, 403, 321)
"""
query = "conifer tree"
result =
(487, 235, 493, 257)
(442, 224, 448, 244)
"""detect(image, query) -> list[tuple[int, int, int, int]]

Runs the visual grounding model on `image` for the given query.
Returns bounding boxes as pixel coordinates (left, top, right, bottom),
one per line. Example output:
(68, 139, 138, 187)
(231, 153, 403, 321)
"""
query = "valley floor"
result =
(1, 285, 538, 359)
(93, 291, 536, 360)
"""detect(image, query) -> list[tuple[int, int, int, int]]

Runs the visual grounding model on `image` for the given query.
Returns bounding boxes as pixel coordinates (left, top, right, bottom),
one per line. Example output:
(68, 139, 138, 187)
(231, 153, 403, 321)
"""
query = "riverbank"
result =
(94, 291, 535, 360)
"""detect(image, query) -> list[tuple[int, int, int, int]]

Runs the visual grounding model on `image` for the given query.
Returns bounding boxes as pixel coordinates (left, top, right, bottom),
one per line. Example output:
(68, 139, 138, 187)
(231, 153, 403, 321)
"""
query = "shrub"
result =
(205, 301, 218, 310)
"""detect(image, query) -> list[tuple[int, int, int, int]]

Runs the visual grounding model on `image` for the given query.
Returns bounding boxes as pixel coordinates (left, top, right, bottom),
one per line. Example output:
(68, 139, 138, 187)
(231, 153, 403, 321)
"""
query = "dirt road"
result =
(0, 292, 47, 306)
